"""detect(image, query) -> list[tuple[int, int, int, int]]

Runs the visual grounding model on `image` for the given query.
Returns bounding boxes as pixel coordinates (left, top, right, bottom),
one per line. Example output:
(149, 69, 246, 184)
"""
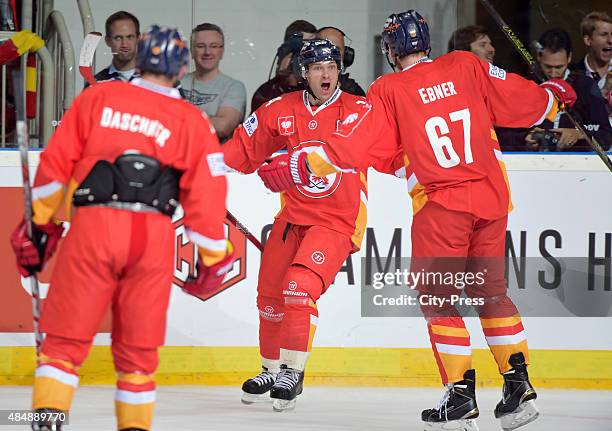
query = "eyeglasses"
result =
(195, 43, 224, 50)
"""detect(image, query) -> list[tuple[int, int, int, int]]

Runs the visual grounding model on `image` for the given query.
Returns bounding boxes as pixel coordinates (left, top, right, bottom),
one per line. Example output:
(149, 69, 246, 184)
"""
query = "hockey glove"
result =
(10, 220, 64, 277)
(257, 152, 310, 192)
(540, 79, 577, 109)
(182, 248, 236, 297)
(0, 30, 44, 66)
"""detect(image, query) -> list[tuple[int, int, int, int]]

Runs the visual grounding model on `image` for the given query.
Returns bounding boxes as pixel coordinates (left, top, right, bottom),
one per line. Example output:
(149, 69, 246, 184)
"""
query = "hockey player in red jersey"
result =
(10, 25, 234, 431)
(225, 39, 398, 411)
(257, 10, 577, 431)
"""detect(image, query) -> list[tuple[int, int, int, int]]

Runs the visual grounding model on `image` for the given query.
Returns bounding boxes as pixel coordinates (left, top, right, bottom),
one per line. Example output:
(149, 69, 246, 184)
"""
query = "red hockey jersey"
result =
(224, 88, 380, 249)
(32, 78, 229, 263)
(308, 51, 558, 220)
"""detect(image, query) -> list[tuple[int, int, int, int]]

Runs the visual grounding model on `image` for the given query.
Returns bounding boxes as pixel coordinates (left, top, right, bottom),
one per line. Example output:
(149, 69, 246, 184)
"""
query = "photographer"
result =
(250, 20, 316, 112)
(317, 26, 365, 96)
(525, 29, 611, 151)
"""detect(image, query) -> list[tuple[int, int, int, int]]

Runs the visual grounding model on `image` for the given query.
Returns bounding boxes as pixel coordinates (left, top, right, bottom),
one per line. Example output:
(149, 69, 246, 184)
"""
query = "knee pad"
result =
(281, 265, 323, 312)
(257, 295, 285, 323)
(41, 334, 91, 368)
(112, 341, 158, 374)
(477, 294, 519, 318)
(419, 292, 461, 320)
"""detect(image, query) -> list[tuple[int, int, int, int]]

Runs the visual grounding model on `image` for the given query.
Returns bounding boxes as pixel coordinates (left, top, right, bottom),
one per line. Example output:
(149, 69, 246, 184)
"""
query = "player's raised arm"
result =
(257, 87, 400, 192)
(465, 51, 576, 128)
(223, 97, 287, 174)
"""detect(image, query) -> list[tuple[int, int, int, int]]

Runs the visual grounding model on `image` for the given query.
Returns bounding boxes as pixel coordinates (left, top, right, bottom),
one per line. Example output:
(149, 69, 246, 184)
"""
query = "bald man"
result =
(317, 26, 365, 96)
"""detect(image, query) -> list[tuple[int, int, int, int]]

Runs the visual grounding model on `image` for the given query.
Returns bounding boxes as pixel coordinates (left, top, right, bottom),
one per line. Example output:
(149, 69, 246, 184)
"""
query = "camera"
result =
(277, 33, 305, 60)
(275, 33, 306, 79)
(531, 130, 560, 151)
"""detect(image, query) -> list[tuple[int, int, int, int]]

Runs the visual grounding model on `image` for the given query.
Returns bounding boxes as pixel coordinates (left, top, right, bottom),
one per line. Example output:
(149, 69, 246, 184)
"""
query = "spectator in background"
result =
(448, 24, 495, 63)
(251, 20, 317, 112)
(572, 12, 612, 95)
(500, 28, 611, 152)
(94, 11, 140, 83)
(180, 23, 246, 142)
(572, 12, 612, 127)
(317, 26, 365, 96)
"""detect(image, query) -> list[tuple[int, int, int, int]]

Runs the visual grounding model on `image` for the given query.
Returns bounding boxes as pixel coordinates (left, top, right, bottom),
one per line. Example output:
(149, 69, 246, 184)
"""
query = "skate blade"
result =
(500, 399, 540, 431)
(272, 398, 297, 412)
(424, 419, 479, 431)
(241, 391, 272, 404)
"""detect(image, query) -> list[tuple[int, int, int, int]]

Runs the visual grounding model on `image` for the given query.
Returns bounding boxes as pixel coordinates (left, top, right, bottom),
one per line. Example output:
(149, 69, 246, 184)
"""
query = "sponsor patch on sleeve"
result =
(207, 152, 226, 177)
(243, 113, 258, 137)
(488, 63, 506, 80)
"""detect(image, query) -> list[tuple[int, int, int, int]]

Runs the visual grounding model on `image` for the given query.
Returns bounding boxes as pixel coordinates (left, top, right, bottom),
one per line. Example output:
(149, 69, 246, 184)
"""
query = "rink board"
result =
(0, 151, 611, 388)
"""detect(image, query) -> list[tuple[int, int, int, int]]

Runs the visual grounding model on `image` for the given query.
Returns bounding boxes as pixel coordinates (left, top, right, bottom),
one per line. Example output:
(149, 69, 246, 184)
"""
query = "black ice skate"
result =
(241, 366, 277, 404)
(422, 369, 480, 431)
(494, 352, 539, 431)
(31, 408, 63, 431)
(269, 364, 304, 412)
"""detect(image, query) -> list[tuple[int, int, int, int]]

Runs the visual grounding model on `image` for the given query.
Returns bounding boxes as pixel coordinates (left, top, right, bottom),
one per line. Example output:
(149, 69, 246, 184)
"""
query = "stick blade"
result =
(78, 31, 102, 68)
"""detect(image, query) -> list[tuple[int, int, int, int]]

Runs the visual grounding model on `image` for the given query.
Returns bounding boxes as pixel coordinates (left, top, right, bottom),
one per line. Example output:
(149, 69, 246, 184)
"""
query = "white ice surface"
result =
(0, 386, 610, 430)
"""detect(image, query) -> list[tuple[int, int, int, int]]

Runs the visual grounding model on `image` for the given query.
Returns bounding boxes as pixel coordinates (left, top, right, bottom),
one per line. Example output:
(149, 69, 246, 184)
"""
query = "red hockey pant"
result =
(412, 202, 529, 384)
(34, 207, 175, 430)
(256, 219, 352, 360)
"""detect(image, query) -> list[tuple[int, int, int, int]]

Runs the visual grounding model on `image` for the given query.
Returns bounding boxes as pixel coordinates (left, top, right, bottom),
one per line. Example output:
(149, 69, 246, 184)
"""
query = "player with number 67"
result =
(257, 9, 576, 431)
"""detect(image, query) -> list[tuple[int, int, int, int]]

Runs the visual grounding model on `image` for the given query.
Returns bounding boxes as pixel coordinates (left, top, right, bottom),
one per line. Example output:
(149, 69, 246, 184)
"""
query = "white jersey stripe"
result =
(435, 343, 472, 356)
(485, 331, 527, 346)
(36, 365, 79, 388)
(32, 181, 64, 200)
(115, 389, 156, 404)
(186, 228, 227, 252)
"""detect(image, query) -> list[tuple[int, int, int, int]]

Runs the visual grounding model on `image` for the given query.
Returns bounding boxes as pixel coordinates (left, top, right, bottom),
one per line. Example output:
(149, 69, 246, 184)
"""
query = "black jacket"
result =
(497, 70, 612, 152)
(250, 73, 366, 113)
(339, 73, 366, 97)
(83, 67, 139, 88)
(250, 75, 305, 113)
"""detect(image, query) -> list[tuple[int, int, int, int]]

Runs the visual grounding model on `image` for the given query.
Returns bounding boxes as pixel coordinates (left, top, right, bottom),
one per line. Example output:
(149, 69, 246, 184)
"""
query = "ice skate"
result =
(494, 353, 539, 431)
(422, 369, 479, 431)
(31, 408, 64, 431)
(270, 364, 304, 412)
(241, 366, 277, 404)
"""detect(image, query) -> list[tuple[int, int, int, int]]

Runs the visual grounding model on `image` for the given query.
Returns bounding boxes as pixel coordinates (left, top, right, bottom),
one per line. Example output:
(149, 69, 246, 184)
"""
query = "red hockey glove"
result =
(10, 220, 64, 277)
(540, 79, 577, 108)
(257, 152, 310, 192)
(182, 250, 236, 297)
(0, 30, 44, 66)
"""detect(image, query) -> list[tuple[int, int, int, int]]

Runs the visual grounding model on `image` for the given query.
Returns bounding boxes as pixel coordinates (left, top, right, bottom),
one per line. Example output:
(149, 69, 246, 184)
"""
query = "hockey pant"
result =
(33, 207, 175, 430)
(256, 219, 352, 370)
(412, 202, 529, 384)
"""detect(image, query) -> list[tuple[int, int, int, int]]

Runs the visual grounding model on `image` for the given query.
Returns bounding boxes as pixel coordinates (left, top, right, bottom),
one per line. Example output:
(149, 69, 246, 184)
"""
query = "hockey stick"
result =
(12, 64, 44, 355)
(478, 0, 612, 173)
(78, 31, 102, 85)
(226, 210, 264, 252)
